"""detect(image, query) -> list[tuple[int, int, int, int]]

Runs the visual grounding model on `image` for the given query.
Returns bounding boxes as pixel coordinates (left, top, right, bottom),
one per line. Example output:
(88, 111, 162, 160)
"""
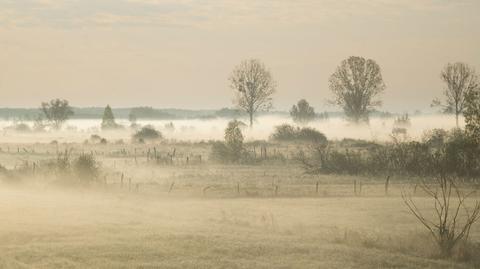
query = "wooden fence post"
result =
(354, 180, 357, 196)
(385, 175, 390, 196)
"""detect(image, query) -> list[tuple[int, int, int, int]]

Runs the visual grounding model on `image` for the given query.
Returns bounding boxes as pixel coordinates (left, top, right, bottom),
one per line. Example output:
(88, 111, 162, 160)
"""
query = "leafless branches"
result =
(229, 59, 276, 127)
(402, 175, 480, 257)
(433, 62, 479, 127)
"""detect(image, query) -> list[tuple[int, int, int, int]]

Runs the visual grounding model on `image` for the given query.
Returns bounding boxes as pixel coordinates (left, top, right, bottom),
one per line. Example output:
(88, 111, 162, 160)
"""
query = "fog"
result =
(0, 114, 461, 143)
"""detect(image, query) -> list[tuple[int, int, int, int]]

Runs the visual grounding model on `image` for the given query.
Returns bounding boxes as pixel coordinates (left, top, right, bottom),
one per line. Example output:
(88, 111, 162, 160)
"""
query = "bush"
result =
(133, 125, 162, 142)
(270, 124, 327, 143)
(210, 120, 246, 163)
(296, 127, 327, 144)
(270, 124, 298, 141)
(300, 128, 480, 178)
(73, 154, 100, 182)
(209, 141, 229, 162)
(422, 128, 448, 148)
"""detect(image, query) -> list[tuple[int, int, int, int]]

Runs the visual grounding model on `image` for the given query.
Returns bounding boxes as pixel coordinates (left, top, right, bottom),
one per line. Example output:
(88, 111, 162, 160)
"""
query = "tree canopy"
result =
(229, 59, 276, 127)
(290, 99, 316, 124)
(40, 99, 74, 130)
(329, 56, 385, 123)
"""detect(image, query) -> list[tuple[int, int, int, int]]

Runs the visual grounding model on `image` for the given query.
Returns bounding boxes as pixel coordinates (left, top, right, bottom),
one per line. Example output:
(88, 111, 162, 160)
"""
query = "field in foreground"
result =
(0, 186, 478, 269)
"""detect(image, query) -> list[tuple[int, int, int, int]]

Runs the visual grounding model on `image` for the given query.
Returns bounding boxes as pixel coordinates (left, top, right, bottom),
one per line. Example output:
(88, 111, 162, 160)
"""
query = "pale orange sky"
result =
(0, 0, 479, 112)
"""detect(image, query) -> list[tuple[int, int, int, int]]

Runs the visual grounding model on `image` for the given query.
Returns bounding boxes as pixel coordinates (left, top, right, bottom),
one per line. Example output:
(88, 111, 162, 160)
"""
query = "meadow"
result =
(0, 115, 478, 269)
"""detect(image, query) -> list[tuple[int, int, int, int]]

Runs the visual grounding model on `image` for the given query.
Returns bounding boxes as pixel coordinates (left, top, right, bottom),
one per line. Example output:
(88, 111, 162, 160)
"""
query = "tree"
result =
(402, 175, 480, 257)
(101, 105, 118, 130)
(432, 62, 479, 127)
(464, 86, 480, 142)
(329, 56, 385, 123)
(40, 99, 74, 130)
(229, 59, 276, 127)
(290, 99, 316, 124)
(224, 120, 244, 162)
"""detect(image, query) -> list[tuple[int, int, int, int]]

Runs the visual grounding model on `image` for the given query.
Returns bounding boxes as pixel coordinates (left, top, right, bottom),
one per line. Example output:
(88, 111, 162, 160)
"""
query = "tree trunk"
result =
(455, 112, 459, 128)
(249, 112, 253, 127)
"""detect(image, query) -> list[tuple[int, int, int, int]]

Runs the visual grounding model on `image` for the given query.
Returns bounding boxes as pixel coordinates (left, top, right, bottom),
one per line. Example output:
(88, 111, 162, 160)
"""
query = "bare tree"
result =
(40, 99, 74, 130)
(432, 62, 479, 127)
(329, 56, 385, 123)
(402, 175, 480, 257)
(229, 59, 276, 127)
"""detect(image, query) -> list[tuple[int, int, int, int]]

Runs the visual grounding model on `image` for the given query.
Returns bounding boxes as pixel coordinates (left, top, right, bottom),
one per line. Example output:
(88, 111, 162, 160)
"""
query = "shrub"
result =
(209, 141, 229, 161)
(73, 154, 100, 182)
(133, 125, 162, 142)
(270, 124, 297, 141)
(225, 120, 244, 161)
(210, 120, 246, 163)
(422, 128, 448, 148)
(296, 127, 327, 144)
(402, 175, 480, 258)
(90, 134, 102, 143)
(270, 124, 327, 143)
(300, 129, 480, 178)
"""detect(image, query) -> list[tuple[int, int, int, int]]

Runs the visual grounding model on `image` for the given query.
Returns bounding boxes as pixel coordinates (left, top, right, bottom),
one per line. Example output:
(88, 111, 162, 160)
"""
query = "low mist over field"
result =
(0, 114, 463, 142)
(1, 1, 480, 268)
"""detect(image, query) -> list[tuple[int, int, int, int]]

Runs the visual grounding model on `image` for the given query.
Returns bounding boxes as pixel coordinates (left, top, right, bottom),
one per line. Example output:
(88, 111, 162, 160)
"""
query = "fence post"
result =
(168, 182, 175, 193)
(385, 175, 390, 196)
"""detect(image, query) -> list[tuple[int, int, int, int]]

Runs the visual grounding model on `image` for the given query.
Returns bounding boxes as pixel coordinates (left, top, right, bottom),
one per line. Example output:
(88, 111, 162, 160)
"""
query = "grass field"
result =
(0, 186, 478, 269)
(0, 137, 479, 268)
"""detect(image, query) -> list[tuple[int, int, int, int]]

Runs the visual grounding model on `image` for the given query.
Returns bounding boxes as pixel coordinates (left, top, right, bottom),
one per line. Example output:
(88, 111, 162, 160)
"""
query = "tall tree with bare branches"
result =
(432, 62, 479, 127)
(229, 59, 276, 127)
(329, 56, 385, 123)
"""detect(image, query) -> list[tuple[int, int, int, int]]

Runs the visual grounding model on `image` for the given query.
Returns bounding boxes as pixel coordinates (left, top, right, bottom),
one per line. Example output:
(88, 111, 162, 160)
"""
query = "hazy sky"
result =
(0, 0, 479, 112)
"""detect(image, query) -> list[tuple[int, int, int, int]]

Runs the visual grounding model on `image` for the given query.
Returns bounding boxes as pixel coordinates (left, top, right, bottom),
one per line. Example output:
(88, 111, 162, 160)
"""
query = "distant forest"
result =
(0, 107, 285, 121)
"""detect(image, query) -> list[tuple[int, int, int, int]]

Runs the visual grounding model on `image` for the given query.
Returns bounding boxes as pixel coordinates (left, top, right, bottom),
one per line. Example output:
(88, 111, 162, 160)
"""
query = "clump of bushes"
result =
(300, 128, 480, 178)
(133, 125, 163, 143)
(45, 150, 101, 185)
(270, 124, 327, 144)
(73, 154, 100, 182)
(89, 134, 107, 144)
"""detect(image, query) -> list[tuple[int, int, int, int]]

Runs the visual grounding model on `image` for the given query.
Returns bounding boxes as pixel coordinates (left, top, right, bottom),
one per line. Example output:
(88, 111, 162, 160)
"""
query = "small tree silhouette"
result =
(101, 105, 119, 130)
(40, 99, 74, 130)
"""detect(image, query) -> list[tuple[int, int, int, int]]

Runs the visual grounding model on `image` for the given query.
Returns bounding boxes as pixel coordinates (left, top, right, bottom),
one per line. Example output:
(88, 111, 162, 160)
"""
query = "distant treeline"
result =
(0, 107, 398, 121)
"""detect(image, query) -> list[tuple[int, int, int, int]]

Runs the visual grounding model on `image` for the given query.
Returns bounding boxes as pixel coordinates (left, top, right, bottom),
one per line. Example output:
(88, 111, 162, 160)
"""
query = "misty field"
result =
(1, 187, 476, 269)
(0, 114, 461, 143)
(0, 130, 479, 269)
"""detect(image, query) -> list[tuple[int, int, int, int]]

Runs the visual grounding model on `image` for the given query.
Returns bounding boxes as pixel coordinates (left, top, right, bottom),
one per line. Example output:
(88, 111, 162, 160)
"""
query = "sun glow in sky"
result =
(0, 0, 479, 112)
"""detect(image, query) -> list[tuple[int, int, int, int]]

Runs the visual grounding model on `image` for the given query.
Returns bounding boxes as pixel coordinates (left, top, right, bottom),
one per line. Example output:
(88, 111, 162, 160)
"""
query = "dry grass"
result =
(0, 139, 478, 268)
